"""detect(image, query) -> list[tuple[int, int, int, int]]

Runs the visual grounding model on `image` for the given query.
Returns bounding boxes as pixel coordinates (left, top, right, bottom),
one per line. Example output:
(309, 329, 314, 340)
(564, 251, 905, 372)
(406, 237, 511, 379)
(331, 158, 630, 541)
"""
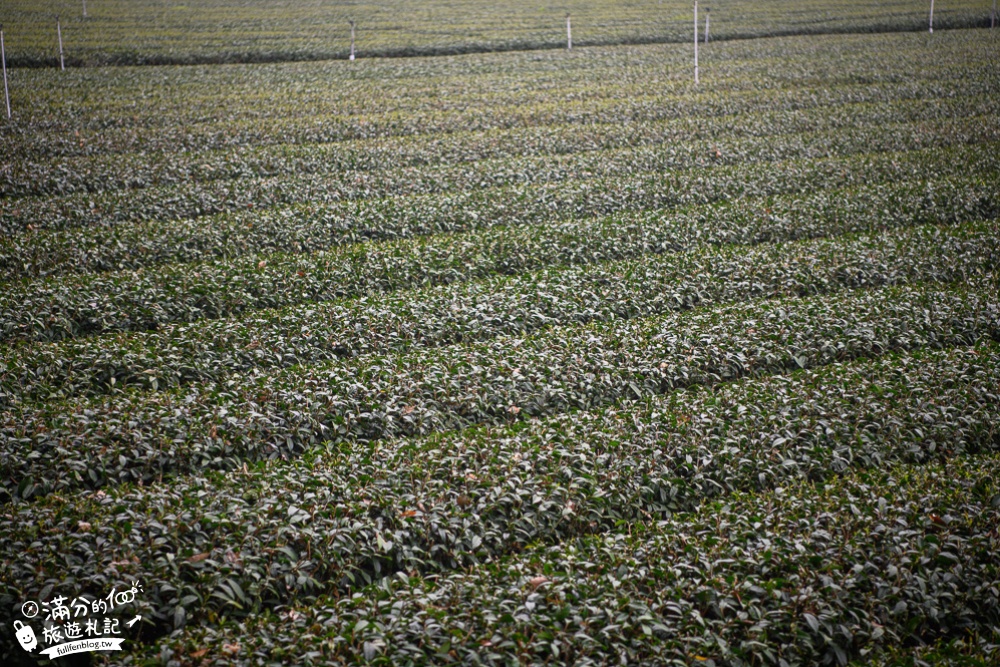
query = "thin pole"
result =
(992, 0, 996, 29)
(1, 25, 10, 119)
(83, 0, 87, 18)
(705, 8, 710, 43)
(928, 0, 934, 33)
(57, 15, 65, 70)
(349, 20, 355, 61)
(694, 1, 699, 84)
(566, 13, 572, 50)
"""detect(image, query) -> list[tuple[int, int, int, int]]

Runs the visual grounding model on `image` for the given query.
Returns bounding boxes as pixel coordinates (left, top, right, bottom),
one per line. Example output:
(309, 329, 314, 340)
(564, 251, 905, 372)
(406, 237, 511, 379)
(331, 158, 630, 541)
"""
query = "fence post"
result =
(2, 25, 10, 119)
(694, 1, 699, 84)
(566, 13, 572, 50)
(705, 8, 710, 43)
(929, 0, 934, 33)
(992, 0, 996, 29)
(349, 20, 355, 60)
(83, 0, 87, 18)
(57, 16, 65, 69)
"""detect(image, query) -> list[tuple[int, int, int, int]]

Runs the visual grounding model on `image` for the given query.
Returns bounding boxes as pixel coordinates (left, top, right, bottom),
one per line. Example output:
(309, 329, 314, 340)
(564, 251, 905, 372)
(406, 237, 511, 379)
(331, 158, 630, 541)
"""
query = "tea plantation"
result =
(0, 0, 991, 66)
(1, 5, 999, 665)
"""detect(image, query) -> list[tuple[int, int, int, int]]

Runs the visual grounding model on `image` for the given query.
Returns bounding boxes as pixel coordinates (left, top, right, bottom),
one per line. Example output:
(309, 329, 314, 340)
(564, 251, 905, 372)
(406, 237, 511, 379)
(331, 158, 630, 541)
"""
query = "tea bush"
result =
(1, 27, 999, 666)
(4, 344, 998, 659)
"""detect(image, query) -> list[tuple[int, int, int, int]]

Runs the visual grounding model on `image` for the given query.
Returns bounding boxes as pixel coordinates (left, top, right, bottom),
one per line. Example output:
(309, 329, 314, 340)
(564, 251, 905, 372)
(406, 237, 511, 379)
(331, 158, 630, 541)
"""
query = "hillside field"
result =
(1, 5, 999, 666)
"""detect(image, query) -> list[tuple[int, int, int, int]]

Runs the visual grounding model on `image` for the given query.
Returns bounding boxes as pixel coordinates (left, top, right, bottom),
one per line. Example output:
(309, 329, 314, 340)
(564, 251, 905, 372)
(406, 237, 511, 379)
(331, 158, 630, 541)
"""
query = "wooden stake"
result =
(1, 25, 10, 119)
(349, 20, 355, 61)
(705, 8, 710, 43)
(57, 16, 65, 70)
(566, 13, 572, 50)
(694, 1, 699, 84)
(929, 0, 934, 33)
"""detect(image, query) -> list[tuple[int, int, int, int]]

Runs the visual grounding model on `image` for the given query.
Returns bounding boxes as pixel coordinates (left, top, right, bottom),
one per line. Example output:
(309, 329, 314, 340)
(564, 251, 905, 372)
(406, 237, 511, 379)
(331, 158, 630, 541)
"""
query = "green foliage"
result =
(1, 217, 996, 406)
(6, 345, 999, 663)
(1, 26, 999, 667)
(0, 0, 989, 67)
(153, 454, 1000, 666)
(4, 278, 998, 500)
(2, 125, 997, 281)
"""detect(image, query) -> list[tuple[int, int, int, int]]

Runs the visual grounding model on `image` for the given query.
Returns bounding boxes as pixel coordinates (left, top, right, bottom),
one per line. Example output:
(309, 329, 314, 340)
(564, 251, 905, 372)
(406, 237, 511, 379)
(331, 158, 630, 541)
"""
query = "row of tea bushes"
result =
(5, 90, 994, 201)
(2, 220, 997, 405)
(4, 122, 997, 281)
(150, 453, 1000, 666)
(4, 36, 994, 161)
(4, 279, 998, 500)
(3, 115, 996, 240)
(2, 0, 990, 68)
(2, 149, 997, 345)
(2, 29, 999, 667)
(4, 342, 998, 649)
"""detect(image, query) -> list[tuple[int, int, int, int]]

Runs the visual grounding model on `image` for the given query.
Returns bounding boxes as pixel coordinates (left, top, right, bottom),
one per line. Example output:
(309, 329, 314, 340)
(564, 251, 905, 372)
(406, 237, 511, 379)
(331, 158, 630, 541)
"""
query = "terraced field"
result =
(1, 19, 999, 667)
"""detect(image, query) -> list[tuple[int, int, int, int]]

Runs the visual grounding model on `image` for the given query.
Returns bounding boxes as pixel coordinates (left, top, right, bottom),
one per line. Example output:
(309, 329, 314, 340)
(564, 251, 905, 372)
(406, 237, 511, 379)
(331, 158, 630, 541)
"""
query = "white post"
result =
(566, 13, 572, 50)
(57, 16, 65, 70)
(694, 1, 699, 84)
(705, 8, 710, 43)
(929, 0, 934, 33)
(349, 21, 355, 61)
(83, 0, 87, 18)
(1, 25, 10, 120)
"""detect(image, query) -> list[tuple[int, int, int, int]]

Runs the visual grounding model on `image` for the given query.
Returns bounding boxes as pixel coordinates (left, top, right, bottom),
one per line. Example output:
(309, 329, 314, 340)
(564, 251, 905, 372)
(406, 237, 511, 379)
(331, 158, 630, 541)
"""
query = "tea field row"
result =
(3, 114, 997, 279)
(0, 0, 990, 67)
(2, 145, 997, 345)
(6, 92, 998, 247)
(1, 218, 997, 408)
(5, 275, 998, 502)
(2, 30, 994, 162)
(5, 93, 997, 203)
(1, 27, 999, 667)
(4, 39, 997, 187)
(4, 341, 998, 662)
(150, 453, 1000, 666)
